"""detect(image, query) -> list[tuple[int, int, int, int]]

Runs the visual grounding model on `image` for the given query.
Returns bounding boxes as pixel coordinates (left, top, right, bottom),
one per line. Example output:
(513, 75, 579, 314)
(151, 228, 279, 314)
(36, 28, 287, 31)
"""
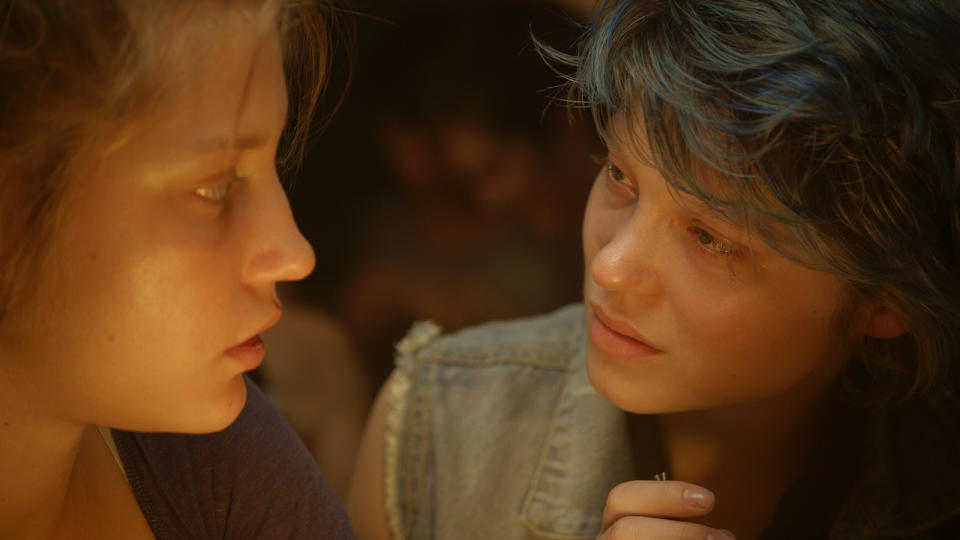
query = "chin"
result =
(586, 352, 687, 415)
(586, 352, 639, 410)
(100, 375, 248, 434)
(205, 374, 249, 432)
(170, 375, 249, 434)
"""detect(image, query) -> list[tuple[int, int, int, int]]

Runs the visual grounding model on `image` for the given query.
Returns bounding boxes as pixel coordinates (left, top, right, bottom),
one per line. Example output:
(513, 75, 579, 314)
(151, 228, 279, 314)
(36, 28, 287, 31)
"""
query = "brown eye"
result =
(607, 163, 626, 182)
(696, 228, 714, 245)
(692, 226, 737, 257)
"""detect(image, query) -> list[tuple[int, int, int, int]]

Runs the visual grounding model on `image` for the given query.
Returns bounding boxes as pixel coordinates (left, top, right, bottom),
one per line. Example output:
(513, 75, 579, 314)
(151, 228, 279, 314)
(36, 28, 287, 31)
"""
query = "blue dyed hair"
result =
(536, 3, 960, 532)
(547, 0, 960, 404)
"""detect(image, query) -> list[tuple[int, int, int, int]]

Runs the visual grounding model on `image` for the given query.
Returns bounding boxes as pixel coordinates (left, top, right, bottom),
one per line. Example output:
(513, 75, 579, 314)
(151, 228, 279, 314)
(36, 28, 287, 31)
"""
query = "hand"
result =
(598, 480, 736, 540)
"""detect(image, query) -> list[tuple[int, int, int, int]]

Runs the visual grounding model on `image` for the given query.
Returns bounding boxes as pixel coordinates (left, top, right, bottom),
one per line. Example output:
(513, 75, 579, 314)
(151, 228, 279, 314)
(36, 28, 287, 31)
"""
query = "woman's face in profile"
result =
(0, 22, 315, 433)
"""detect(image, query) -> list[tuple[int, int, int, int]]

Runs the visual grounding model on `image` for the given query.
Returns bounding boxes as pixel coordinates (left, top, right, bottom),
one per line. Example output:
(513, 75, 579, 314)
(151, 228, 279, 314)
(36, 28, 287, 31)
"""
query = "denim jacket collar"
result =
(520, 330, 635, 539)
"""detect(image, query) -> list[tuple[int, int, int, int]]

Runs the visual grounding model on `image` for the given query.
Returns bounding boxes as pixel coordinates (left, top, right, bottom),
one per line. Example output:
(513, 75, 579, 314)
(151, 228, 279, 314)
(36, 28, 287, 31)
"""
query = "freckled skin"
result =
(0, 22, 315, 434)
(582, 117, 853, 417)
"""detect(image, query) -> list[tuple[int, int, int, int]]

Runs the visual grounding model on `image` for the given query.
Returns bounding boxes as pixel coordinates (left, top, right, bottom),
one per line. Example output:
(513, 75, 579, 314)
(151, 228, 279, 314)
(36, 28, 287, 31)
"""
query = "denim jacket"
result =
(382, 303, 960, 539)
(384, 303, 636, 540)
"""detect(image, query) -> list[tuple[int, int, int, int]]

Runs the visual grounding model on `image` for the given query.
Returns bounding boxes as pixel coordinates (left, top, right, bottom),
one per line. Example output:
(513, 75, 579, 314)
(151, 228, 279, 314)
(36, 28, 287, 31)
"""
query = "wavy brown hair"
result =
(0, 0, 339, 322)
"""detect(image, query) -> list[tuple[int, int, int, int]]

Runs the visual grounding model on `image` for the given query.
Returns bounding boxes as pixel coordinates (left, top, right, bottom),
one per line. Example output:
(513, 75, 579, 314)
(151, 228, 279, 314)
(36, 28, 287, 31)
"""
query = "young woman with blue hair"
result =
(349, 1, 960, 538)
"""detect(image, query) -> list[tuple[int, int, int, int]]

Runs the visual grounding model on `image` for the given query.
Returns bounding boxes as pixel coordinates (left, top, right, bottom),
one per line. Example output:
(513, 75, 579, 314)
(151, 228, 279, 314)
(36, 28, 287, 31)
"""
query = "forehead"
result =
(604, 111, 735, 209)
(106, 9, 287, 161)
(604, 109, 806, 250)
(175, 17, 285, 133)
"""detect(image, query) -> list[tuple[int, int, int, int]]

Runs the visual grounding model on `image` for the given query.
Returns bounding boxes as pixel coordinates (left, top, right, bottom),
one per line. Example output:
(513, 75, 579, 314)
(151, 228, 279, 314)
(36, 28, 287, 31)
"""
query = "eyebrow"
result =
(187, 134, 270, 156)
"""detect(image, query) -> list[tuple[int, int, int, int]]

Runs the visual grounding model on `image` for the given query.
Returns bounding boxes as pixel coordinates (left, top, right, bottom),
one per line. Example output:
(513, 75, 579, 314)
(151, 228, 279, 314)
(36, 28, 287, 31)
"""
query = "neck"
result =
(657, 385, 837, 540)
(0, 424, 87, 540)
(0, 374, 88, 539)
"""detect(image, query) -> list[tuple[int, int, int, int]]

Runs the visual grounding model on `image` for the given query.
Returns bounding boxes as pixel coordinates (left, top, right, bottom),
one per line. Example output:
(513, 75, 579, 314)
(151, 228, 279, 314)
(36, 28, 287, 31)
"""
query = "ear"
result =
(858, 303, 910, 339)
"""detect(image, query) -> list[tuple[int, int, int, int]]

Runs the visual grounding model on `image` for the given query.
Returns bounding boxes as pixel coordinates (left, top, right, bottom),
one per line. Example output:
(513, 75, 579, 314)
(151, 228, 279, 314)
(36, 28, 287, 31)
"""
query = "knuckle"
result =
(656, 481, 679, 500)
(676, 521, 711, 540)
(606, 517, 640, 539)
(605, 481, 631, 510)
(649, 481, 682, 512)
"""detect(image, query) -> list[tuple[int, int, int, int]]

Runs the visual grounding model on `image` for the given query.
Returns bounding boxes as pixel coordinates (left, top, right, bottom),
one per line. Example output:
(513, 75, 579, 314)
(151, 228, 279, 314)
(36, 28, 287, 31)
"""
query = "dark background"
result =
(259, 0, 601, 495)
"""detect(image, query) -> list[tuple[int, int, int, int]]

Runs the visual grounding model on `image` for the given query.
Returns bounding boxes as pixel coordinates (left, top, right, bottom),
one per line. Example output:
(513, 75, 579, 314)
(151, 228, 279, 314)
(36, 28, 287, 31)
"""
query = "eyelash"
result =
(604, 158, 741, 259)
(688, 226, 740, 258)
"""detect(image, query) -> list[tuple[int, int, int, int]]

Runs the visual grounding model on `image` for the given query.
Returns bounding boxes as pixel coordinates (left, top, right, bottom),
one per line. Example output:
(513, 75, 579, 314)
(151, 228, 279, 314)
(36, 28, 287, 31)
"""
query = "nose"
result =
(588, 210, 662, 297)
(241, 176, 316, 287)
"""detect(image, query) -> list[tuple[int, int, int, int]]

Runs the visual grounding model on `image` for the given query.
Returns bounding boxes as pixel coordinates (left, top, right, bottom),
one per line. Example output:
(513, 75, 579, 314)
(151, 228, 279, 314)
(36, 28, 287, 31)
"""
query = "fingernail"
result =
(683, 487, 715, 509)
(707, 530, 736, 540)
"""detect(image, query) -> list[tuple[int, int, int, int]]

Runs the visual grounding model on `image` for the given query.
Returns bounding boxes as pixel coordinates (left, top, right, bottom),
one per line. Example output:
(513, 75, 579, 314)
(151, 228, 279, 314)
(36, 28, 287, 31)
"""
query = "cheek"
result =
(43, 198, 240, 362)
(676, 278, 847, 386)
(113, 249, 228, 341)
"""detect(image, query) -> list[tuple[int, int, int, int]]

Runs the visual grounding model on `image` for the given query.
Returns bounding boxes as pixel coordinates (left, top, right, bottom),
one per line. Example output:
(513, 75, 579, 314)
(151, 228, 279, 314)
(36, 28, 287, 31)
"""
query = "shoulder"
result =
(381, 305, 588, 539)
(390, 302, 587, 435)
(113, 377, 355, 539)
(399, 302, 586, 370)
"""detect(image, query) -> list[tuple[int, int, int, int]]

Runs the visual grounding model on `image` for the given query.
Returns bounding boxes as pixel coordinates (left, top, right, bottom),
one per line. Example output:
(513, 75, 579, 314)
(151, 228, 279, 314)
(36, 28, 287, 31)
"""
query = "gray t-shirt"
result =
(111, 377, 355, 539)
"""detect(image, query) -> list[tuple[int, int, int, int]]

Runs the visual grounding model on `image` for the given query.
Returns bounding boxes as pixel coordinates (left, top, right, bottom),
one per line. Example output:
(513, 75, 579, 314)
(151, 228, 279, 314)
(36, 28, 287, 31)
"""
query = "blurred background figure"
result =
(261, 304, 370, 498)
(257, 0, 600, 497)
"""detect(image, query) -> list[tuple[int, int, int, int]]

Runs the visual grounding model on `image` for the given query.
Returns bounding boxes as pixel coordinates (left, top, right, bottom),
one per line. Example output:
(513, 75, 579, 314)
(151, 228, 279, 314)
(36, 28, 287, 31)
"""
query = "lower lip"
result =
(225, 335, 265, 370)
(588, 313, 660, 362)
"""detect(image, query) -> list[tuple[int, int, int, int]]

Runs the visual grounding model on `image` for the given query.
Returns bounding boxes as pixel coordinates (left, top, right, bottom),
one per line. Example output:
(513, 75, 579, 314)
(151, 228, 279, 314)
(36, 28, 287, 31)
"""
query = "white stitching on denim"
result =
(385, 320, 442, 539)
(384, 370, 411, 540)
